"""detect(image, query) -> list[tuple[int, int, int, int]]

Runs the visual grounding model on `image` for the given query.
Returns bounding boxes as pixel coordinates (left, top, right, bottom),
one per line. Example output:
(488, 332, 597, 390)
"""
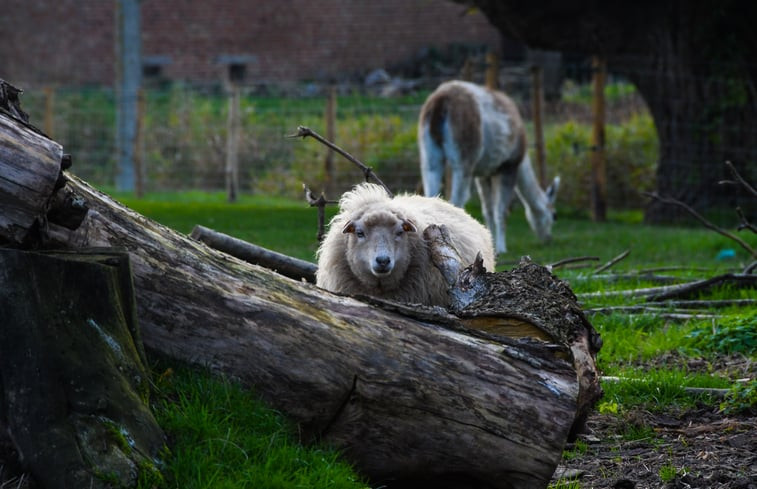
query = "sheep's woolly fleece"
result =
(316, 183, 495, 307)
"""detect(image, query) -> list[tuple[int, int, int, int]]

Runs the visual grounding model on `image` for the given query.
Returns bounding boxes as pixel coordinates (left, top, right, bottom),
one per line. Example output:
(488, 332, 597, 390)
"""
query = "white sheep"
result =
(316, 183, 495, 307)
(418, 80, 560, 254)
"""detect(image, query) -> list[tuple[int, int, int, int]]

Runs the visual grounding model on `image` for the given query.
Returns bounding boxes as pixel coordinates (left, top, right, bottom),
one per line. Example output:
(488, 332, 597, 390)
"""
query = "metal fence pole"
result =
(116, 0, 141, 192)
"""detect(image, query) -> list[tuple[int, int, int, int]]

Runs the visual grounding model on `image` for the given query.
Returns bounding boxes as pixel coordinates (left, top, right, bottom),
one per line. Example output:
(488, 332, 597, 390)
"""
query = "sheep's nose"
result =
(373, 255, 392, 274)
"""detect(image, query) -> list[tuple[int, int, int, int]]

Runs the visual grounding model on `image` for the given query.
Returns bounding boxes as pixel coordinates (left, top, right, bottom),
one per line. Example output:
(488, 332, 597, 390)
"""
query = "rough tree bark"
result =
(0, 248, 165, 489)
(458, 1, 757, 222)
(0, 106, 600, 488)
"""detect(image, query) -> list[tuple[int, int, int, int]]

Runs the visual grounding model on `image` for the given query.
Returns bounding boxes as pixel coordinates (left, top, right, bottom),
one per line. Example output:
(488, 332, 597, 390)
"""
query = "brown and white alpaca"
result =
(418, 80, 560, 254)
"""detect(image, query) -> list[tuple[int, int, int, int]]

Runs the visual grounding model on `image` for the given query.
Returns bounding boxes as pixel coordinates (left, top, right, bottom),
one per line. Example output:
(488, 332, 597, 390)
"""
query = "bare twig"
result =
(650, 298, 757, 309)
(548, 256, 600, 269)
(719, 160, 757, 199)
(636, 265, 714, 274)
(735, 206, 757, 234)
(643, 191, 756, 258)
(586, 306, 718, 320)
(647, 273, 757, 301)
(592, 249, 630, 274)
(600, 376, 734, 398)
(579, 273, 757, 301)
(303, 183, 338, 242)
(288, 125, 394, 197)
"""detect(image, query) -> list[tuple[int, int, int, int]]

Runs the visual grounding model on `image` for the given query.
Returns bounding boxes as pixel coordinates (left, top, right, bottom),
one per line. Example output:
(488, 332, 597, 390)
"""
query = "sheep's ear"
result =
(402, 219, 417, 233)
(342, 221, 356, 234)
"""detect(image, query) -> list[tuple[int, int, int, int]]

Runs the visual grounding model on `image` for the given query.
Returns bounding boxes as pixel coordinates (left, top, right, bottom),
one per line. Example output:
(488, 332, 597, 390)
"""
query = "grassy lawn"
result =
(112, 190, 756, 488)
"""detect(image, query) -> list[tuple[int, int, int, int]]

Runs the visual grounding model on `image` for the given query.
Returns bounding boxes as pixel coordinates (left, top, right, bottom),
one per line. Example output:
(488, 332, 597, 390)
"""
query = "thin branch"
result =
(586, 306, 718, 320)
(579, 273, 757, 301)
(735, 206, 757, 234)
(288, 125, 394, 197)
(592, 249, 630, 274)
(643, 191, 756, 258)
(600, 376, 733, 398)
(548, 256, 600, 269)
(649, 298, 757, 308)
(720, 160, 757, 199)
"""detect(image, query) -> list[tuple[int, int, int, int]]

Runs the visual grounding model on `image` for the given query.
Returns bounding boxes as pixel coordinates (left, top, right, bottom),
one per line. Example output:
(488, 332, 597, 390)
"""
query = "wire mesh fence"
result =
(17, 60, 659, 213)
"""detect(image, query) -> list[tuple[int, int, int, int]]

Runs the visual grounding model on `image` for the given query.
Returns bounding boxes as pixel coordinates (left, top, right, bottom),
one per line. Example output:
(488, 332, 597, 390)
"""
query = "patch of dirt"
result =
(552, 406, 757, 488)
(631, 350, 755, 379)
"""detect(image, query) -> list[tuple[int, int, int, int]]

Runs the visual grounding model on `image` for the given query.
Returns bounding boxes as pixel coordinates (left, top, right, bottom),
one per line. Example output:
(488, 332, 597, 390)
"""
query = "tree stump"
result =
(0, 248, 165, 489)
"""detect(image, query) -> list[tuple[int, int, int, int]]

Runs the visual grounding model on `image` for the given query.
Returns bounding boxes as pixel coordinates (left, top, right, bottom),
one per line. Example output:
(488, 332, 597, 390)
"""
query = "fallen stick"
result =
(643, 191, 756, 258)
(579, 273, 757, 301)
(592, 249, 630, 274)
(548, 256, 600, 269)
(190, 225, 317, 283)
(600, 376, 736, 399)
(585, 306, 718, 320)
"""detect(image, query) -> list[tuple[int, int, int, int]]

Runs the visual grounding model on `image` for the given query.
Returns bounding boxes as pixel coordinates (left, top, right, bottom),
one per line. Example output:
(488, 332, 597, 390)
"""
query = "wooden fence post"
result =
(460, 58, 474, 82)
(225, 84, 241, 202)
(43, 85, 55, 138)
(590, 56, 607, 221)
(530, 65, 547, 188)
(324, 85, 337, 196)
(485, 51, 499, 89)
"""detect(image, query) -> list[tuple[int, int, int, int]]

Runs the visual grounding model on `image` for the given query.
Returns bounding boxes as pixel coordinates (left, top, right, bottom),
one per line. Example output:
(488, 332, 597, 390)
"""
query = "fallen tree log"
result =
(0, 106, 600, 489)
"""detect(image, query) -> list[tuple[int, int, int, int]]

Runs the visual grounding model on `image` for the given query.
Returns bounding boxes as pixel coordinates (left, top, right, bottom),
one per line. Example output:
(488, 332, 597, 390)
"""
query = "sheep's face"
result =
(342, 210, 417, 290)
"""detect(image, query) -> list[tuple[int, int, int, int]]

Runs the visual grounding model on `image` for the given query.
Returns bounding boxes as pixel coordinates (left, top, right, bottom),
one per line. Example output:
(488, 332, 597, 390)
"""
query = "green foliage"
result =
(591, 313, 693, 368)
(562, 439, 589, 461)
(549, 478, 582, 489)
(659, 463, 684, 483)
(561, 80, 639, 104)
(545, 113, 658, 211)
(601, 368, 731, 411)
(686, 315, 757, 356)
(143, 362, 367, 489)
(720, 380, 757, 415)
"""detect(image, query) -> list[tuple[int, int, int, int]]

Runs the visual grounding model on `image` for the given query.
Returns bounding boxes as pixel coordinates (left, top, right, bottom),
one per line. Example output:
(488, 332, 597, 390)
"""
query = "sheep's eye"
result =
(356, 230, 365, 238)
(395, 230, 404, 237)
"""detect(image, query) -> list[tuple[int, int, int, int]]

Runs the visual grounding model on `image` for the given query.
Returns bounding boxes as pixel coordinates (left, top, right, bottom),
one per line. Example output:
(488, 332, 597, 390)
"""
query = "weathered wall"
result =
(1, 0, 500, 86)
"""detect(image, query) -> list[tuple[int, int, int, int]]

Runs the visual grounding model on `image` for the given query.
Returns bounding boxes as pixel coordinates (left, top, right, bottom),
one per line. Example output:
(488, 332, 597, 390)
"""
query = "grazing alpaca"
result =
(418, 80, 560, 254)
(316, 183, 495, 307)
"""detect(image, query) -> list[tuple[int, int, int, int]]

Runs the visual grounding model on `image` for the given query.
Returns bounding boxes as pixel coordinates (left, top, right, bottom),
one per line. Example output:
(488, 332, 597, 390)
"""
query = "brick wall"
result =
(1, 0, 501, 87)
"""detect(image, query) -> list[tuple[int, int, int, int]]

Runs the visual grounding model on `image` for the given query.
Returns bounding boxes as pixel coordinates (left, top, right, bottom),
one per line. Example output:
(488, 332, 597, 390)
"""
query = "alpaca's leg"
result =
(449, 163, 474, 208)
(484, 170, 517, 254)
(419, 126, 445, 198)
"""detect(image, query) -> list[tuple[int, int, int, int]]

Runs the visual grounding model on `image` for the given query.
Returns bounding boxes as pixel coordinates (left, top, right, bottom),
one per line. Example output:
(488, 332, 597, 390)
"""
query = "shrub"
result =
(545, 113, 658, 211)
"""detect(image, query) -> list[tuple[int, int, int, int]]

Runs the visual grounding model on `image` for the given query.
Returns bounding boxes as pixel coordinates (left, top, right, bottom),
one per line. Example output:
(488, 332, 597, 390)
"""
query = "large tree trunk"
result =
(459, 1, 757, 222)
(0, 106, 600, 488)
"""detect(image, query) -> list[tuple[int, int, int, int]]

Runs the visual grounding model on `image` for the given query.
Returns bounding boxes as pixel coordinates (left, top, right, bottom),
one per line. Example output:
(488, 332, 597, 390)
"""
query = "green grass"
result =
(143, 361, 367, 489)
(115, 191, 755, 268)
(103, 189, 755, 487)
